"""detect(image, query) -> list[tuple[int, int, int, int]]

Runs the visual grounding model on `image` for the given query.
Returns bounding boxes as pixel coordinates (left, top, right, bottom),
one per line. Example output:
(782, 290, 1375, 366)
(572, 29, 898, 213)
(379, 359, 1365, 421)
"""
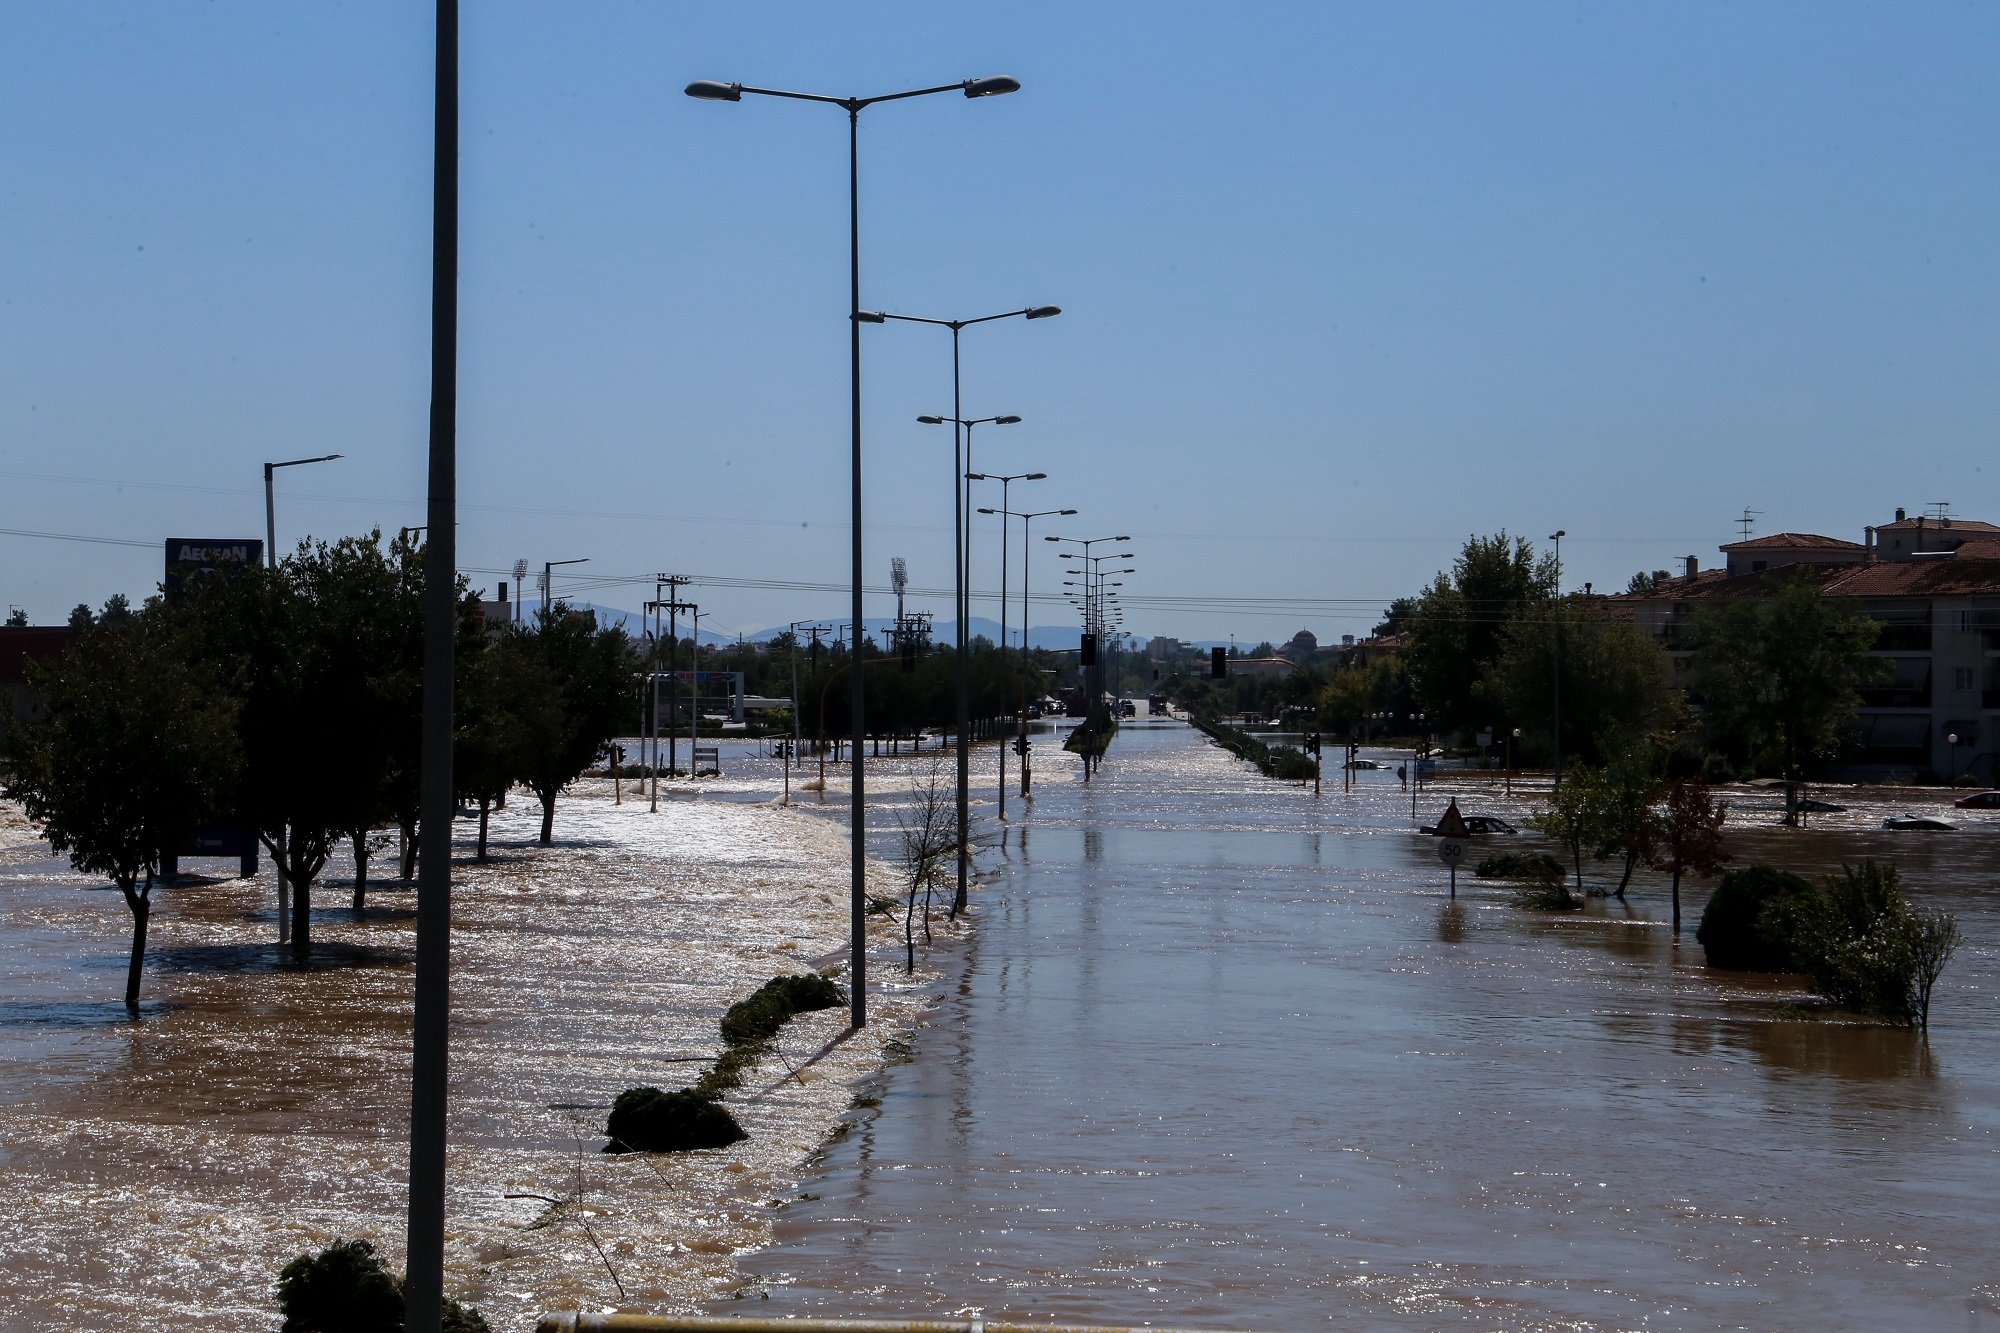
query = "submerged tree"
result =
(892, 756, 958, 972)
(4, 617, 240, 1008)
(1684, 574, 1886, 820)
(1649, 778, 1730, 932)
(502, 605, 636, 845)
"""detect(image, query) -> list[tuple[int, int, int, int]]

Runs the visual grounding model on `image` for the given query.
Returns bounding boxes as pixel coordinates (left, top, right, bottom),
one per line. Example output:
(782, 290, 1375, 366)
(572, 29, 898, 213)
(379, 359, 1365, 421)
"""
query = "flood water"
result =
(744, 720, 2000, 1331)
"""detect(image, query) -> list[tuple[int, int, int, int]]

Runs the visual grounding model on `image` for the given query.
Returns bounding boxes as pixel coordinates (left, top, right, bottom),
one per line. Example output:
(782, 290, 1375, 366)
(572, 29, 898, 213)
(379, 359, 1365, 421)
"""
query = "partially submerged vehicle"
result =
(1883, 815, 1956, 831)
(1952, 790, 2000, 809)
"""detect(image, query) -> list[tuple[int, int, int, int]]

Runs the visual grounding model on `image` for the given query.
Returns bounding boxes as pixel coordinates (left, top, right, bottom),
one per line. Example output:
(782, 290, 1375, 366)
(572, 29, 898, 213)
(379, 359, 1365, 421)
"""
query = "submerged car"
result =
(1420, 815, 1515, 835)
(1796, 798, 1847, 813)
(1883, 815, 1956, 831)
(1952, 790, 2000, 809)
(1346, 759, 1387, 770)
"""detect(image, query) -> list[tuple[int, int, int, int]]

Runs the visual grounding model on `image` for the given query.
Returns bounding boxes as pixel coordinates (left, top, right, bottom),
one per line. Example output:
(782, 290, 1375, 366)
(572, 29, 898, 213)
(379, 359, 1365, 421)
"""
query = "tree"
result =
(169, 533, 452, 950)
(1373, 596, 1417, 637)
(454, 644, 522, 861)
(505, 605, 637, 845)
(1527, 765, 1616, 896)
(1649, 778, 1730, 932)
(893, 755, 957, 972)
(4, 607, 27, 627)
(3, 617, 241, 1007)
(1406, 533, 1555, 736)
(1765, 861, 1956, 1027)
(1592, 746, 1666, 899)
(1684, 574, 1887, 821)
(1481, 601, 1678, 768)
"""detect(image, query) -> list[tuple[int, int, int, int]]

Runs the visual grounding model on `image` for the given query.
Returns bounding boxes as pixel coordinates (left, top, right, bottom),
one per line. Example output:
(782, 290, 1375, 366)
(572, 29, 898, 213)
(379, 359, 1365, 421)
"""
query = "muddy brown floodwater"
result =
(0, 775, 946, 1331)
(741, 720, 2000, 1331)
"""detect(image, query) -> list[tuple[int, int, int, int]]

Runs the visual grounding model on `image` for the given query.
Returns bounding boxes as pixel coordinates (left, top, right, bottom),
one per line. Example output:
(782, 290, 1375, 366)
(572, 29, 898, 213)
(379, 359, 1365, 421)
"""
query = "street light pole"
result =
(966, 469, 1045, 821)
(688, 72, 1021, 1027)
(262, 453, 344, 570)
(404, 0, 456, 1324)
(543, 557, 588, 614)
(1549, 530, 1566, 789)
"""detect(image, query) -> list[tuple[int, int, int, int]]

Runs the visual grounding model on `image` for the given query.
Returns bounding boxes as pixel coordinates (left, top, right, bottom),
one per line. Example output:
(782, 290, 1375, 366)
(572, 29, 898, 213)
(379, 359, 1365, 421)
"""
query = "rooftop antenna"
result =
(1737, 507, 1762, 540)
(891, 556, 908, 623)
(1927, 501, 1952, 522)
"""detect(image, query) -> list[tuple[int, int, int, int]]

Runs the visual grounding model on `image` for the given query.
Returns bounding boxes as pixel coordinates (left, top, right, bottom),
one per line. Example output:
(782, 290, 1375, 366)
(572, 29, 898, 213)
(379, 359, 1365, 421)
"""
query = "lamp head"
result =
(995, 415, 1023, 425)
(966, 472, 988, 480)
(1025, 304, 1061, 319)
(1045, 536, 1062, 542)
(1060, 508, 1078, 515)
(685, 80, 743, 102)
(963, 75, 1021, 98)
(1026, 472, 1047, 480)
(917, 415, 946, 425)
(977, 507, 997, 515)
(854, 311, 887, 323)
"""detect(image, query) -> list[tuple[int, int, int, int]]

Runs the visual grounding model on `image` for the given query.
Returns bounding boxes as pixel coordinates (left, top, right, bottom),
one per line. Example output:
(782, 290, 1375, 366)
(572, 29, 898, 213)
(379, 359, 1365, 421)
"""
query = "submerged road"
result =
(741, 720, 2000, 1331)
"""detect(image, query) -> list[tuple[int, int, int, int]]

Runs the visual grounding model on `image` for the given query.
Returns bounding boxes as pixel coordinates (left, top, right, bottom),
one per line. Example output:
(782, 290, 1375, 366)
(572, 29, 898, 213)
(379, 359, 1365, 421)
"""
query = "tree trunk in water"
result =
(400, 819, 419, 881)
(539, 791, 556, 846)
(477, 800, 491, 862)
(1615, 851, 1636, 899)
(351, 831, 369, 915)
(124, 883, 150, 1010)
(1571, 840, 1585, 896)
(290, 862, 311, 955)
(1671, 867, 1683, 933)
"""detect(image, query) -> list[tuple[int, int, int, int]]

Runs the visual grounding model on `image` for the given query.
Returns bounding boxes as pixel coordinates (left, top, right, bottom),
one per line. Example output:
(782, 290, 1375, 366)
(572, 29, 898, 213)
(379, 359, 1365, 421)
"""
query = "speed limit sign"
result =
(1437, 837, 1467, 866)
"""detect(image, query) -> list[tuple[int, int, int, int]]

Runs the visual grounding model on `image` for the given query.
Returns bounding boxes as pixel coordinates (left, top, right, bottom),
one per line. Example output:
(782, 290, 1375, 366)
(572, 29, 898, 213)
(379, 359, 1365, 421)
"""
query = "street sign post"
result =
(1430, 798, 1471, 897)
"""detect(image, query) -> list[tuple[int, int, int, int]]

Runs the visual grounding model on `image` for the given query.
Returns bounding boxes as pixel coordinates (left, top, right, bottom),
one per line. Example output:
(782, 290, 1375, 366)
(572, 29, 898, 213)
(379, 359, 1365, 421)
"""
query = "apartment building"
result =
(1618, 511, 2000, 783)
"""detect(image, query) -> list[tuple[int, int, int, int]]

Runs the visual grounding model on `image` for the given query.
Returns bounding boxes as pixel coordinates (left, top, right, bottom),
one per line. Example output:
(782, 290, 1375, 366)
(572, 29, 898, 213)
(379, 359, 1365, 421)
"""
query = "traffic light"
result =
(1211, 646, 1227, 678)
(1080, 633, 1098, 666)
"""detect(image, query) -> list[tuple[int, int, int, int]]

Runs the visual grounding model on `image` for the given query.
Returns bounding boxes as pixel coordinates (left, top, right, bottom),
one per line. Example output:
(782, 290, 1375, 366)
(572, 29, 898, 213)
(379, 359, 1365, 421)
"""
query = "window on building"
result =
(1955, 667, 1975, 692)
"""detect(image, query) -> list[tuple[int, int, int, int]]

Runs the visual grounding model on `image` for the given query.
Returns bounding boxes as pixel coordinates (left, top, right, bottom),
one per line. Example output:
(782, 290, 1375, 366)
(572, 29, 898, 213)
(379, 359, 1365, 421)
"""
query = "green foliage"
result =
(1650, 778, 1730, 930)
(1481, 603, 1679, 768)
(605, 1086, 747, 1153)
(1684, 573, 1887, 783)
(502, 605, 639, 845)
(719, 973, 846, 1045)
(1695, 864, 1814, 970)
(3, 614, 240, 1006)
(274, 1237, 489, 1332)
(275, 1238, 405, 1333)
(1476, 851, 1566, 884)
(1763, 861, 1961, 1027)
(1528, 766, 1615, 894)
(1373, 596, 1418, 637)
(1406, 533, 1556, 735)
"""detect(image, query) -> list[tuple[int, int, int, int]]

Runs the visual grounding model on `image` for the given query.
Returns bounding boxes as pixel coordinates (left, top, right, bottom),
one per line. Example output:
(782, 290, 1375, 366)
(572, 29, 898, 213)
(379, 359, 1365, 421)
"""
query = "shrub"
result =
(1476, 851, 1565, 885)
(605, 1086, 747, 1153)
(274, 1239, 492, 1333)
(277, 1239, 403, 1333)
(1696, 864, 1813, 970)
(1269, 745, 1318, 781)
(719, 973, 845, 1045)
(1767, 861, 1959, 1027)
(1510, 879, 1584, 911)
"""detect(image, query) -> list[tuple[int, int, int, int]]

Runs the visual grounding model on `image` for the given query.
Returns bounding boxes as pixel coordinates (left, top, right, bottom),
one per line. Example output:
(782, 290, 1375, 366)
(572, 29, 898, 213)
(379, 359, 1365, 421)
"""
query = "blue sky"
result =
(3, 2, 1995, 642)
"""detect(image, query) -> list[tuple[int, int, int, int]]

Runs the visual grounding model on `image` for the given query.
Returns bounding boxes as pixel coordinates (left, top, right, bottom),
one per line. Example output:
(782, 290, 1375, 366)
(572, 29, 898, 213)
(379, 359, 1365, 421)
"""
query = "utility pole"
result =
(787, 622, 832, 803)
(645, 575, 690, 811)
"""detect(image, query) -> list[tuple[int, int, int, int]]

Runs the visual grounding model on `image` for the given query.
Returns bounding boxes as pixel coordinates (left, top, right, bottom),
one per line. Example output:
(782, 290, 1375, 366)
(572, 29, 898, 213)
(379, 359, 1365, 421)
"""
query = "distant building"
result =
(1615, 507, 2000, 782)
(1282, 629, 1318, 657)
(1148, 635, 1187, 659)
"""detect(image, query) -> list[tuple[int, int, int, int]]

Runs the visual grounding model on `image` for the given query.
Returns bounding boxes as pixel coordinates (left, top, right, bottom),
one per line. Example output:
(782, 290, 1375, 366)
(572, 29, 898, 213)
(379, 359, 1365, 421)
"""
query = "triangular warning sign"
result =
(1431, 798, 1470, 839)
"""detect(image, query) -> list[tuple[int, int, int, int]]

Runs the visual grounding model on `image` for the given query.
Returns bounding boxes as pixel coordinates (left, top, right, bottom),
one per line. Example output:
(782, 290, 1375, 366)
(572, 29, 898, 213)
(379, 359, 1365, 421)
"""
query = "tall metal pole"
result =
(952, 331, 971, 917)
(996, 476, 1010, 818)
(405, 0, 457, 1325)
(847, 107, 869, 1027)
(1550, 530, 1565, 789)
(263, 465, 277, 570)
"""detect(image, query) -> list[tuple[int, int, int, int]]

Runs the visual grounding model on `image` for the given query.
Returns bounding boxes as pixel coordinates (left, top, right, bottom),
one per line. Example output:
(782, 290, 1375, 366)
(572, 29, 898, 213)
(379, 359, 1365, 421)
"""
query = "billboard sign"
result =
(164, 538, 263, 593)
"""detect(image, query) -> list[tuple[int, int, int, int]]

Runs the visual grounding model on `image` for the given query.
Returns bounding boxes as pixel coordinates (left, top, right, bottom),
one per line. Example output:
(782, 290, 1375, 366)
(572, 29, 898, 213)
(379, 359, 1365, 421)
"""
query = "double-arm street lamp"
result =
(687, 71, 1021, 1027)
(966, 471, 1046, 817)
(892, 302, 1060, 909)
(263, 453, 344, 568)
(980, 505, 1076, 799)
(918, 413, 1020, 912)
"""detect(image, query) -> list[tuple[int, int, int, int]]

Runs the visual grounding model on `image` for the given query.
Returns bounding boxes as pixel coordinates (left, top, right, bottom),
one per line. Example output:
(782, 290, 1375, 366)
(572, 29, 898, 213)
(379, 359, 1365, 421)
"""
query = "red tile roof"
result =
(1718, 532, 1864, 552)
